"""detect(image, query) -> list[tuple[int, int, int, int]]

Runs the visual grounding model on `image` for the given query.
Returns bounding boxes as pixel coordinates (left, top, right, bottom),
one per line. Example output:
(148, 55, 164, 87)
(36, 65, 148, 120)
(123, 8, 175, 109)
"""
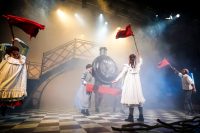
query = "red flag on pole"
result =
(2, 15, 45, 38)
(158, 58, 170, 68)
(116, 24, 134, 39)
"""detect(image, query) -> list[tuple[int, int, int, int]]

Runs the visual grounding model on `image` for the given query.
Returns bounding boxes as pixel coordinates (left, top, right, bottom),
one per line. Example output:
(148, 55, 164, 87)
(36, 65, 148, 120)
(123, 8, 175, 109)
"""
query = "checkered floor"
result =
(0, 108, 198, 133)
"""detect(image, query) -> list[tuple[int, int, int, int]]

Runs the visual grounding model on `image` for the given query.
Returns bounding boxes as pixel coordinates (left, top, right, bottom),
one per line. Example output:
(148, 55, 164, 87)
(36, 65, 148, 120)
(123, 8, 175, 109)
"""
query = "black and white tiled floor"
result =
(0, 109, 199, 133)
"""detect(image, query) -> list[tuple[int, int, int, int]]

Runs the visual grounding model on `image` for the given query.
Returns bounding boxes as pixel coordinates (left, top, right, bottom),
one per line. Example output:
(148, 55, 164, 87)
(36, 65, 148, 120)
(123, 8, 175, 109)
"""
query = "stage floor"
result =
(0, 108, 199, 133)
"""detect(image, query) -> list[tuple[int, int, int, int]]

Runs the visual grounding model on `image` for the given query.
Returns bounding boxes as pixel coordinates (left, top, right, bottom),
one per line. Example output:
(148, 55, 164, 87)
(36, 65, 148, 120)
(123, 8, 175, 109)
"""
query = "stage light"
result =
(99, 14, 104, 22)
(156, 14, 158, 18)
(56, 9, 67, 22)
(165, 15, 173, 20)
(74, 13, 78, 17)
(105, 21, 108, 25)
(74, 13, 85, 26)
(95, 22, 108, 42)
(176, 14, 180, 18)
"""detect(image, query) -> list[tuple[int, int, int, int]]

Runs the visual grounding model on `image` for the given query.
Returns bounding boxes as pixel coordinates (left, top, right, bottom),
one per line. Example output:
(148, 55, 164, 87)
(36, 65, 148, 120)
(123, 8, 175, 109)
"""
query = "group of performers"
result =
(0, 38, 197, 122)
(75, 51, 145, 122)
(75, 49, 197, 122)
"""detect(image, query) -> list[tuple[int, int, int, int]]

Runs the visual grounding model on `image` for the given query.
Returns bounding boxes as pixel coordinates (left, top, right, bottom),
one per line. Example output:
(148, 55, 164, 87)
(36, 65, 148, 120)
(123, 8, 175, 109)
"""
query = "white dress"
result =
(115, 58, 145, 106)
(0, 54, 27, 100)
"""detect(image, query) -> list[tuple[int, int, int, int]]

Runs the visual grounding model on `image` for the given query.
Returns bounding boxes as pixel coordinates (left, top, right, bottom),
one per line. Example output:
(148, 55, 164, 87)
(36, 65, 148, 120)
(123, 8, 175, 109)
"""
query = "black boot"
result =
(125, 114, 134, 122)
(85, 109, 90, 116)
(137, 114, 144, 122)
(125, 107, 134, 122)
(137, 106, 144, 122)
(81, 109, 86, 115)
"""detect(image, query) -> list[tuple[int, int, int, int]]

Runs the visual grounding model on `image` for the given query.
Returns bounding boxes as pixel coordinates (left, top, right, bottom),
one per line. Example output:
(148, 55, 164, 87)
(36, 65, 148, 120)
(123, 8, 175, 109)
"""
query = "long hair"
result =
(129, 54, 136, 68)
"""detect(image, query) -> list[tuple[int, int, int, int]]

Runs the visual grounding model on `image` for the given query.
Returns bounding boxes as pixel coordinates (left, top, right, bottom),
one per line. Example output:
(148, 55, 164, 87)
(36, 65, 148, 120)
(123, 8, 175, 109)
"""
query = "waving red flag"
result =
(2, 15, 45, 38)
(116, 24, 134, 39)
(158, 58, 170, 68)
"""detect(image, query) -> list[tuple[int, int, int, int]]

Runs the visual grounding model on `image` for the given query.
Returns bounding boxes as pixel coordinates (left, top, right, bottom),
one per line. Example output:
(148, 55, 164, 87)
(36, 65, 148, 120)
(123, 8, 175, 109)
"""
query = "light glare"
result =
(57, 9, 67, 22)
(176, 14, 180, 18)
(74, 13, 85, 26)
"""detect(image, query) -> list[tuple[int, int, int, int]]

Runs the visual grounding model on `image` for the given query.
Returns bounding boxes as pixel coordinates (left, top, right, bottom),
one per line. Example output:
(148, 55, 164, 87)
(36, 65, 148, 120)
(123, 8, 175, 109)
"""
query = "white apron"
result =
(0, 54, 27, 100)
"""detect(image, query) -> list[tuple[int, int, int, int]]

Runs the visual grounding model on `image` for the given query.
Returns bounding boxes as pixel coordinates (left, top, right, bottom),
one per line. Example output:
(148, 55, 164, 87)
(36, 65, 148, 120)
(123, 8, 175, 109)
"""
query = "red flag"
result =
(2, 15, 45, 38)
(158, 58, 170, 68)
(86, 84, 94, 92)
(116, 24, 134, 39)
(86, 84, 121, 96)
(98, 86, 121, 96)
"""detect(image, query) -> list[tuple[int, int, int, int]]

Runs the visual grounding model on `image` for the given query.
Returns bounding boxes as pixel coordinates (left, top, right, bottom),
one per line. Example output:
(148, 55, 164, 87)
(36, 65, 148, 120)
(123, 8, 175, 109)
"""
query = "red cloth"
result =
(158, 58, 170, 68)
(0, 100, 23, 107)
(86, 84, 94, 92)
(116, 24, 134, 39)
(86, 84, 121, 96)
(2, 14, 45, 38)
(98, 86, 121, 96)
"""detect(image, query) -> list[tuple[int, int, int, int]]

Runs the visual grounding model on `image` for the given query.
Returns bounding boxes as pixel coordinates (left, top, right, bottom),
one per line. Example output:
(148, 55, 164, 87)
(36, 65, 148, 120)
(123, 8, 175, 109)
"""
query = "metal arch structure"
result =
(41, 39, 98, 74)
(26, 61, 42, 79)
(27, 39, 99, 79)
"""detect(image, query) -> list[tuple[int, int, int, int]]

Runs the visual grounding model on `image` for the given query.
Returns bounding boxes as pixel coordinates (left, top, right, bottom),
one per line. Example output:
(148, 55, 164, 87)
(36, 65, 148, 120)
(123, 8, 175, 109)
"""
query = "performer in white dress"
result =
(0, 38, 29, 116)
(112, 53, 145, 122)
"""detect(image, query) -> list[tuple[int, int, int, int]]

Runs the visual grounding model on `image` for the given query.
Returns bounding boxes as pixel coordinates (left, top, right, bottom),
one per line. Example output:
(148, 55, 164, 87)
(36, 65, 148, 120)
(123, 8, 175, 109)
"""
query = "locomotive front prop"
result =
(92, 47, 118, 84)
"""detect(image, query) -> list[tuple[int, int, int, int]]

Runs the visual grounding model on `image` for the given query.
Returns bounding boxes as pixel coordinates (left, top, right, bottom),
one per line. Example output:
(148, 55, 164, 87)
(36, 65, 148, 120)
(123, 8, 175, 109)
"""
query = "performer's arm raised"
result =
(13, 38, 29, 56)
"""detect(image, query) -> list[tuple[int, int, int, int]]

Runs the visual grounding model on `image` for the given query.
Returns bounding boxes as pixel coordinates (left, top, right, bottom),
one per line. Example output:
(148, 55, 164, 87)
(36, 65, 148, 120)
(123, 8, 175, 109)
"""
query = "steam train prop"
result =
(86, 47, 121, 96)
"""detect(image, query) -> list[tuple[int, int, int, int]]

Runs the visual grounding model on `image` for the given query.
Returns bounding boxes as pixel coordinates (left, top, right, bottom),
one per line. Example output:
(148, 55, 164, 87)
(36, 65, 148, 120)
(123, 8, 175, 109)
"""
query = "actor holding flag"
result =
(113, 24, 145, 122)
(112, 53, 145, 122)
(157, 58, 197, 115)
(173, 68, 196, 115)
(0, 14, 45, 116)
(0, 38, 29, 116)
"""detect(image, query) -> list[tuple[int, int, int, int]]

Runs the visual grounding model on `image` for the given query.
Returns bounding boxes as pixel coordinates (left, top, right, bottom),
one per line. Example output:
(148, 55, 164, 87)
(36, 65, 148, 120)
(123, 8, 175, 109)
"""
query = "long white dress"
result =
(0, 54, 27, 100)
(115, 57, 145, 106)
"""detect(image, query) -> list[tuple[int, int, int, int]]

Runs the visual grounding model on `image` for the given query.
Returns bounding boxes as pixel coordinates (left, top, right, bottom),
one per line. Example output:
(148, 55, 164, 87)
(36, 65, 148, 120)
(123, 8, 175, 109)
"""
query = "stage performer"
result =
(173, 68, 196, 115)
(112, 53, 145, 122)
(75, 64, 94, 116)
(0, 38, 29, 116)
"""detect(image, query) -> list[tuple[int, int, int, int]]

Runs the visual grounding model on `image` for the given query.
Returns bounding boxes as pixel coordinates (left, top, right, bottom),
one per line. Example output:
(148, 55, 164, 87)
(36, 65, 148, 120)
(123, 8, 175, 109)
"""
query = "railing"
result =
(27, 39, 99, 79)
(27, 61, 42, 79)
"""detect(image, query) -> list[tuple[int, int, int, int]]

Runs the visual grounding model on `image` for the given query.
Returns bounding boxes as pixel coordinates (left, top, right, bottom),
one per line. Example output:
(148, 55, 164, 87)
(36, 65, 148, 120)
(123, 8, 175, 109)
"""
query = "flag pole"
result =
(165, 59, 174, 70)
(9, 23, 15, 46)
(132, 35, 139, 55)
(168, 63, 179, 73)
